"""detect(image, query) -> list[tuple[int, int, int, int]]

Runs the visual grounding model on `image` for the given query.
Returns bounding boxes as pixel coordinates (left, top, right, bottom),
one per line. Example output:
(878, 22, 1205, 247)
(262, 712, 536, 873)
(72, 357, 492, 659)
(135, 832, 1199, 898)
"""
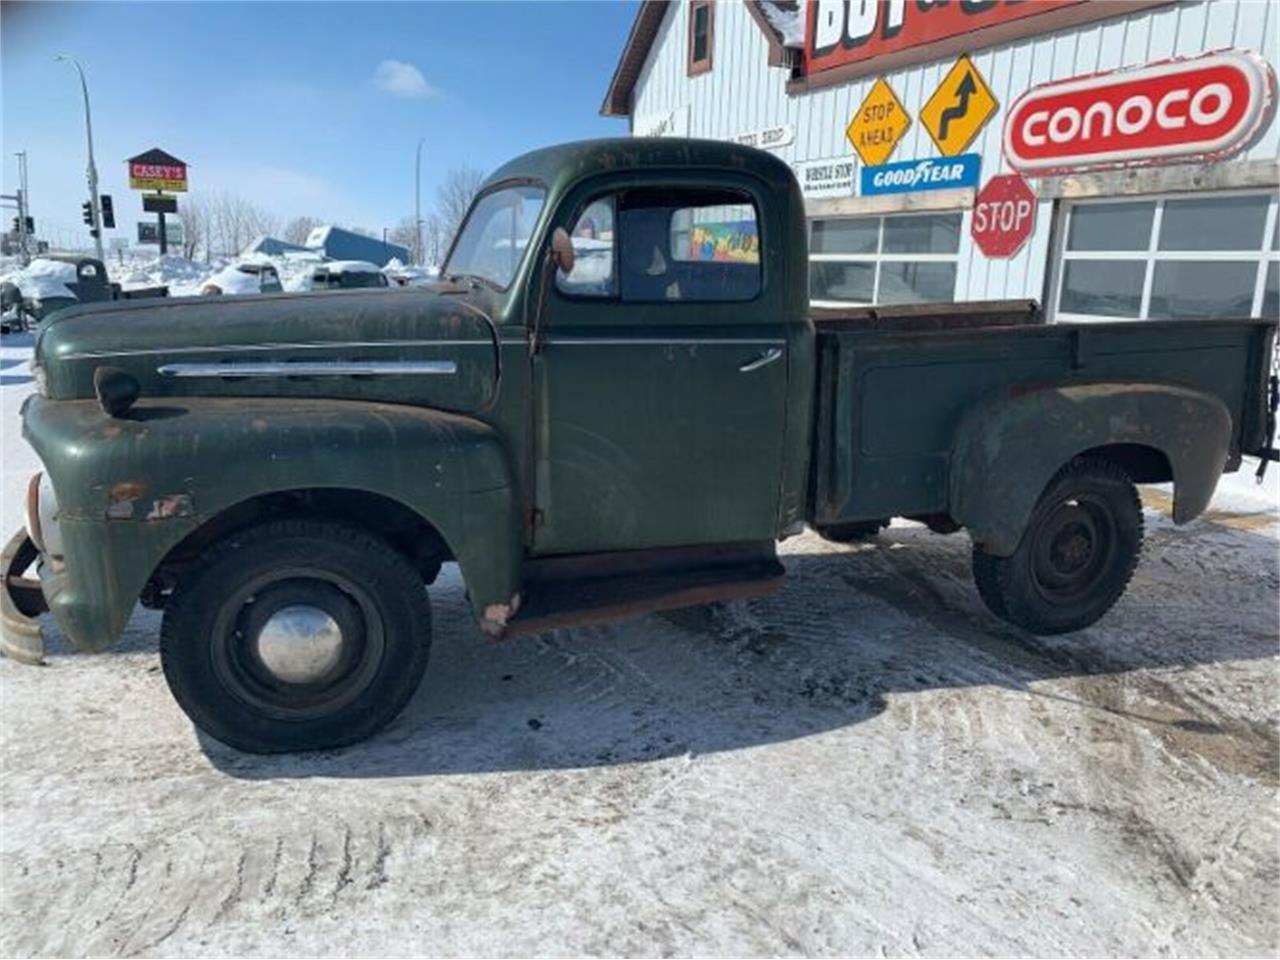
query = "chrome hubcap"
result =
(254, 604, 345, 683)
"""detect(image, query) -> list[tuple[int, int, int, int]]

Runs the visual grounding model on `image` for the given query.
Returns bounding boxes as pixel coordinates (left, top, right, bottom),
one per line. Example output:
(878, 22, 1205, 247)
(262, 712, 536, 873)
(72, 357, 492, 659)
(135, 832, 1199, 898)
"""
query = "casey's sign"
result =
(800, 0, 1164, 86)
(1003, 50, 1276, 175)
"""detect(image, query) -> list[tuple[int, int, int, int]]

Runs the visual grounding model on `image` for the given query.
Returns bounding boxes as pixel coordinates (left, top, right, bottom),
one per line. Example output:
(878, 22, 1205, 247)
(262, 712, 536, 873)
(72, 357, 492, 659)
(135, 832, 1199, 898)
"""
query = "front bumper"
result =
(1, 529, 47, 664)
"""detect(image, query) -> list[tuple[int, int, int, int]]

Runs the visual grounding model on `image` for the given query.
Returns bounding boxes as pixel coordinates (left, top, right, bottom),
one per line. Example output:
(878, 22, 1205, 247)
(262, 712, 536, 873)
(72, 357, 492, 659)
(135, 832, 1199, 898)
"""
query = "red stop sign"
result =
(971, 174, 1037, 258)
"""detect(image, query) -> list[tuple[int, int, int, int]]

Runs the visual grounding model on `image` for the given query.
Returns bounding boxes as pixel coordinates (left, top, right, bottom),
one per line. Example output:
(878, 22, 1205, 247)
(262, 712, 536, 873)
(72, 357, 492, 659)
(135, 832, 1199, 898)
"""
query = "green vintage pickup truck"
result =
(4, 139, 1277, 752)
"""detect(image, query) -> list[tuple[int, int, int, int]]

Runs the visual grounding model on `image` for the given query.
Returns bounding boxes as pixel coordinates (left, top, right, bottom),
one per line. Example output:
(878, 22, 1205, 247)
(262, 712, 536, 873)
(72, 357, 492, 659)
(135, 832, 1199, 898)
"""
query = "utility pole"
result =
(56, 54, 105, 261)
(15, 151, 30, 265)
(415, 137, 424, 266)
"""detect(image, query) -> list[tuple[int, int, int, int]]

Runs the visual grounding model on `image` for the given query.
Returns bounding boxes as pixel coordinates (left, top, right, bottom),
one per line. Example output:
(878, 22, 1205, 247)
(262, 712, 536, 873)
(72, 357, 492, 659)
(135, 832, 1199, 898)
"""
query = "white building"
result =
(602, 0, 1280, 321)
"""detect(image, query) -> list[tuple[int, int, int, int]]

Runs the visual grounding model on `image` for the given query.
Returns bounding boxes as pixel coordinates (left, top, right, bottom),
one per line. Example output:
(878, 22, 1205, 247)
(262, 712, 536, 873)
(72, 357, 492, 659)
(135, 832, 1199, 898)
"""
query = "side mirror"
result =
(550, 227, 575, 275)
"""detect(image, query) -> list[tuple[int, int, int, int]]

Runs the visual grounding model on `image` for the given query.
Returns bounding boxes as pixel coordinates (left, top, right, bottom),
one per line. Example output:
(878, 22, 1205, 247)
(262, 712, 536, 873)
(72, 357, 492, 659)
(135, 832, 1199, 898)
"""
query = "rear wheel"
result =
(160, 520, 431, 753)
(972, 457, 1143, 635)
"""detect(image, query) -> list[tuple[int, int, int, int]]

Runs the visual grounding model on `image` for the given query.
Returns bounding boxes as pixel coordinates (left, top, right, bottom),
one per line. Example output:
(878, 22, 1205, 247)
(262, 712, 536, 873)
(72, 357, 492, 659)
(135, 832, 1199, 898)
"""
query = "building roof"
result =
(600, 0, 801, 118)
(127, 147, 187, 166)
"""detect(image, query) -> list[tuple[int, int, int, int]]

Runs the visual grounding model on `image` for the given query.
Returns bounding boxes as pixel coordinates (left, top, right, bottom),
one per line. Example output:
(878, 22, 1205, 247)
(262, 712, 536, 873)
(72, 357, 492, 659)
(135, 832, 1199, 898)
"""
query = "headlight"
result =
(32, 363, 47, 397)
(24, 472, 63, 559)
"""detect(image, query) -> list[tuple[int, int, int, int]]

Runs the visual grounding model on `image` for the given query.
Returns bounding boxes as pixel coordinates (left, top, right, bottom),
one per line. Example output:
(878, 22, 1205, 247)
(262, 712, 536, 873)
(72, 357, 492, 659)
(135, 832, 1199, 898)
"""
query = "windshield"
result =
(444, 184, 546, 289)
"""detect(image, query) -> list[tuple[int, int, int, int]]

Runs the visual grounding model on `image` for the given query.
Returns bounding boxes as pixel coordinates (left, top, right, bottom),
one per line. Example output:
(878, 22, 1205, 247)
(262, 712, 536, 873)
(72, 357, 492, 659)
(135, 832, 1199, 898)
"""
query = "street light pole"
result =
(56, 54, 105, 261)
(415, 137, 424, 266)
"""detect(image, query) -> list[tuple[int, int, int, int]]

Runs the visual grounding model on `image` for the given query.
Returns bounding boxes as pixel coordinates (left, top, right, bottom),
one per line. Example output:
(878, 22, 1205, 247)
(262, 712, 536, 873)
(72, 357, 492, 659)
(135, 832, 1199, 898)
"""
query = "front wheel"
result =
(160, 520, 431, 753)
(972, 457, 1143, 635)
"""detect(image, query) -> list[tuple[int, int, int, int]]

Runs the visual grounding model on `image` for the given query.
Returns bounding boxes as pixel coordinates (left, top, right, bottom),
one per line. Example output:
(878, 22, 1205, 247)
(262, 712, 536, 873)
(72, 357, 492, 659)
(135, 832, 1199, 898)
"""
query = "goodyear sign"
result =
(860, 154, 982, 196)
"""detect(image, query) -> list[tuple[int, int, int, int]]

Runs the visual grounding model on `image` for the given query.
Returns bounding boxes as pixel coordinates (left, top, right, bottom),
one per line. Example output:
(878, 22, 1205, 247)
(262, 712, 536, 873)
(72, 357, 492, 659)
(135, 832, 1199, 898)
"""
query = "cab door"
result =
(531, 176, 790, 556)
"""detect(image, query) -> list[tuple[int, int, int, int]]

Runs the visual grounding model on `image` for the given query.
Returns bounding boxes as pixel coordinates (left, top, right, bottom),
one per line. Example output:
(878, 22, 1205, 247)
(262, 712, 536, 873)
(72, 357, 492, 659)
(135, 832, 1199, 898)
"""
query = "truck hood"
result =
(34, 288, 501, 414)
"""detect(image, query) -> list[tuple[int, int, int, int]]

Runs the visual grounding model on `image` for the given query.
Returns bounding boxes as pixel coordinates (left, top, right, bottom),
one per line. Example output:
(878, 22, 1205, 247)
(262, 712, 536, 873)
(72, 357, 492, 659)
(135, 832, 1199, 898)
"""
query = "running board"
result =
(502, 558, 785, 638)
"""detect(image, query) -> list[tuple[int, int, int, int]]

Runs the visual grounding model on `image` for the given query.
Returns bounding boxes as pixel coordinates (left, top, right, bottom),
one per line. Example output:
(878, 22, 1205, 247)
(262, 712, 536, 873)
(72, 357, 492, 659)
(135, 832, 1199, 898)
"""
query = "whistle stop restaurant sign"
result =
(799, 0, 1166, 89)
(1003, 50, 1276, 176)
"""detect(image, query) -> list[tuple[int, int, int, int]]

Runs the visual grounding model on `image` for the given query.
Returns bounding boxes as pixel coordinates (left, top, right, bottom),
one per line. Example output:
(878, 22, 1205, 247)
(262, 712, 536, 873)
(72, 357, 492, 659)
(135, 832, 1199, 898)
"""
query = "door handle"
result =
(739, 347, 783, 372)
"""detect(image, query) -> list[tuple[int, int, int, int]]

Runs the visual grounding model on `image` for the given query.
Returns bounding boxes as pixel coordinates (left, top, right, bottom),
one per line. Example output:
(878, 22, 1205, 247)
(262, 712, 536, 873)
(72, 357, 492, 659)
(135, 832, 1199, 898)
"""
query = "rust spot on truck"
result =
(106, 481, 149, 519)
(145, 494, 194, 521)
(110, 481, 148, 502)
(480, 592, 522, 638)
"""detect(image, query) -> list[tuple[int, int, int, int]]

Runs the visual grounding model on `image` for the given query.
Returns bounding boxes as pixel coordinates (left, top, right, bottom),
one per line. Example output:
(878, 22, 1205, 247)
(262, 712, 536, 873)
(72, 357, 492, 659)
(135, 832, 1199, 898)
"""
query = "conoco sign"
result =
(1003, 50, 1276, 176)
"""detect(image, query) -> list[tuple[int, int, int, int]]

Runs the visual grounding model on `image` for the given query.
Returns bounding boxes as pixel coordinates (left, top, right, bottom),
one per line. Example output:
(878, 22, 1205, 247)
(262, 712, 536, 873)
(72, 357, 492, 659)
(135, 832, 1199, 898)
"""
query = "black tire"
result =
(818, 519, 890, 543)
(160, 519, 431, 753)
(971, 457, 1143, 635)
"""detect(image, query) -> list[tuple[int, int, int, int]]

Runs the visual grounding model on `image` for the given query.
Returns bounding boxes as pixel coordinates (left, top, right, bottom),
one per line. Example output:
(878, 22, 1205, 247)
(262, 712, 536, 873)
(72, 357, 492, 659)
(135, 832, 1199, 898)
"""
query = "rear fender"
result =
(950, 382, 1232, 556)
(24, 396, 522, 650)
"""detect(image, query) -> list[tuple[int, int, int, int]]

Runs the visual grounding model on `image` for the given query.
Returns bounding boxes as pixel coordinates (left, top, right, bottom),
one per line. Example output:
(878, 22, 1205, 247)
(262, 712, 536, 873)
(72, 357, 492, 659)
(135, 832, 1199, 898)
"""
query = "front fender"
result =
(24, 396, 521, 651)
(950, 382, 1232, 556)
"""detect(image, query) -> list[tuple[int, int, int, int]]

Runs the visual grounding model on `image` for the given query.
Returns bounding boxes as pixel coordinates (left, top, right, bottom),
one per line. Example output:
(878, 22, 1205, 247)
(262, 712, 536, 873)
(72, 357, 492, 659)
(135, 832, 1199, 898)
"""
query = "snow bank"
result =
(117, 254, 212, 292)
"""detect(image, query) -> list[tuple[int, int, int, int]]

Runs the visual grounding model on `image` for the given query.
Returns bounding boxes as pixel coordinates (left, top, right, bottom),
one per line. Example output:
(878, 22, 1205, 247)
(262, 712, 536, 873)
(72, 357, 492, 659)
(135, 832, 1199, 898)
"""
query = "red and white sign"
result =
(1003, 49, 1276, 176)
(129, 162, 185, 183)
(801, 0, 1157, 84)
(972, 174, 1037, 259)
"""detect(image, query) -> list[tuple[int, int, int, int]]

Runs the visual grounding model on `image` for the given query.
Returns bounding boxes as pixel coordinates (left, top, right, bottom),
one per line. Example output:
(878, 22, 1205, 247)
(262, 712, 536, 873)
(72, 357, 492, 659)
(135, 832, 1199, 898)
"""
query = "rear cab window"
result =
(557, 186, 761, 303)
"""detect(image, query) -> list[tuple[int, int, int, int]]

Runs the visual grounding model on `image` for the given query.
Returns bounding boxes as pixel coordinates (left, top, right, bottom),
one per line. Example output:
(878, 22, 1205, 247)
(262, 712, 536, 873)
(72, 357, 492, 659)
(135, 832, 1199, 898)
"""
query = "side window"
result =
(556, 197, 616, 297)
(620, 187, 761, 302)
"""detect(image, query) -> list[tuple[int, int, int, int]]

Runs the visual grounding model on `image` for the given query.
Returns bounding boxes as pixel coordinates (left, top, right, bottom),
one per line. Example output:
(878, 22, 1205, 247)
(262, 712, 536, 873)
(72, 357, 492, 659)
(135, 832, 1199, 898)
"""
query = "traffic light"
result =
(100, 194, 115, 229)
(81, 201, 93, 226)
(25, 216, 33, 233)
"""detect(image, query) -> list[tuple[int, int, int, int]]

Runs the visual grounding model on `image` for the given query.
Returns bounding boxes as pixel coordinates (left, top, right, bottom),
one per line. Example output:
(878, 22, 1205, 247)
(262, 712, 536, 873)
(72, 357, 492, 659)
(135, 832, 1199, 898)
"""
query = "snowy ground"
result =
(0, 331, 1277, 957)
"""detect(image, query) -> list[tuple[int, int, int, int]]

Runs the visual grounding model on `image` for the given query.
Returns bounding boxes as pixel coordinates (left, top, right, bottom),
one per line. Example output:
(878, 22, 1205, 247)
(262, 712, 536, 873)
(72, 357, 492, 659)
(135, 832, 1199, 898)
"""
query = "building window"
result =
(687, 0, 713, 77)
(809, 212, 962, 306)
(1054, 191, 1279, 321)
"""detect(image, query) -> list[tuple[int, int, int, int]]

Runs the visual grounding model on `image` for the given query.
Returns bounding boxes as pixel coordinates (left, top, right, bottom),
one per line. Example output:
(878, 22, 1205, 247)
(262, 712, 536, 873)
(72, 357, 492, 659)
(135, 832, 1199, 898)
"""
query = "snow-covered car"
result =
(0, 256, 167, 332)
(200, 262, 283, 296)
(305, 261, 389, 291)
(382, 258, 438, 287)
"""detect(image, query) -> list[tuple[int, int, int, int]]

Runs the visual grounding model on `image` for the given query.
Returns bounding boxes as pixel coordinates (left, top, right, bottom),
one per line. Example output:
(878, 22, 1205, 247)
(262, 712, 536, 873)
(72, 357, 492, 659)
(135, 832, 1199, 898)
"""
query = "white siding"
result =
(630, 0, 1280, 309)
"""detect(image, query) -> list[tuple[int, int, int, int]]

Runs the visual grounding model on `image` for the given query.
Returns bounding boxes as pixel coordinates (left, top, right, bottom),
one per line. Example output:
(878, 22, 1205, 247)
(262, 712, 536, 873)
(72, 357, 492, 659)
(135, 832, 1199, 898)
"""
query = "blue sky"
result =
(1, 1, 636, 247)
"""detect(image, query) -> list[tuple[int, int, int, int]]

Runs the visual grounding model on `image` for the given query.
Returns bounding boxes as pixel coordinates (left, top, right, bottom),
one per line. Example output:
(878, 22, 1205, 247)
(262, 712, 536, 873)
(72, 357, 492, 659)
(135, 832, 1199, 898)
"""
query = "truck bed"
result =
(810, 314, 1278, 527)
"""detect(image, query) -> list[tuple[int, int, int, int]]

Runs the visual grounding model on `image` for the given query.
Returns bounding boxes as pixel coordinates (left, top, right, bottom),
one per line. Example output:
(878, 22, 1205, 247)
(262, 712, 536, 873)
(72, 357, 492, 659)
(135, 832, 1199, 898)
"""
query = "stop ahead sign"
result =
(972, 173, 1037, 258)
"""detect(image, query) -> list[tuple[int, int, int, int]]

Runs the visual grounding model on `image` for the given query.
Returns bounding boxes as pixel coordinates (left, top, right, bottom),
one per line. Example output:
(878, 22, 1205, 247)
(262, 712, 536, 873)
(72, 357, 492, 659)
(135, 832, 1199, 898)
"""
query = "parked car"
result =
(306, 260, 390, 290)
(200, 261, 283, 296)
(0, 255, 167, 331)
(3, 138, 1277, 754)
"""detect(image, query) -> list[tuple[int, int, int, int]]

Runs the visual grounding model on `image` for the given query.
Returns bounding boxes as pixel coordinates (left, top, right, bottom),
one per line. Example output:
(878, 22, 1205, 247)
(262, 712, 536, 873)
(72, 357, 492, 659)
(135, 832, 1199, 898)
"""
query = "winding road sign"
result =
(920, 56, 998, 157)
